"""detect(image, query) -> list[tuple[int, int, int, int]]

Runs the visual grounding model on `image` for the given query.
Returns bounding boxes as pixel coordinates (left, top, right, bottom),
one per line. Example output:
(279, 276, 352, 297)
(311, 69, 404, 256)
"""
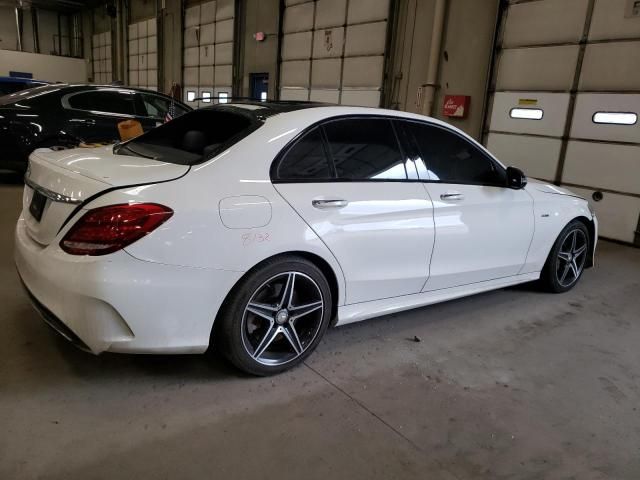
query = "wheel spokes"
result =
(246, 302, 277, 321)
(277, 273, 296, 309)
(253, 325, 279, 359)
(558, 251, 571, 262)
(574, 244, 587, 257)
(559, 263, 571, 283)
(282, 324, 303, 355)
(290, 300, 323, 321)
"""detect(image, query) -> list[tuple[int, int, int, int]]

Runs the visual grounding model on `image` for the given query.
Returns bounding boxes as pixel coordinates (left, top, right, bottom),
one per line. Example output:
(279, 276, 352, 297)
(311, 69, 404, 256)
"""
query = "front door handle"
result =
(312, 199, 348, 209)
(440, 192, 464, 201)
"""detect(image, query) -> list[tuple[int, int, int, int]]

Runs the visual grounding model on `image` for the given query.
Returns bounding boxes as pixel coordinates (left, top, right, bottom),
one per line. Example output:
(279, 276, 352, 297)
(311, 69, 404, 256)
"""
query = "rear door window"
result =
(275, 128, 333, 181)
(322, 118, 407, 180)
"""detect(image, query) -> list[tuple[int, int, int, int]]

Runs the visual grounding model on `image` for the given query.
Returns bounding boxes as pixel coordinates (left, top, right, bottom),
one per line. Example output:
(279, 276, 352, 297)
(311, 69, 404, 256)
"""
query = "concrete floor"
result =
(1, 177, 639, 480)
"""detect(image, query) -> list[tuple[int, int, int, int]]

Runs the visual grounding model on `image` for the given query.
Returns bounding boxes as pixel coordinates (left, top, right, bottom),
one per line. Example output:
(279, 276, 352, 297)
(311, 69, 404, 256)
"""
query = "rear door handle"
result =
(312, 199, 348, 209)
(440, 192, 464, 201)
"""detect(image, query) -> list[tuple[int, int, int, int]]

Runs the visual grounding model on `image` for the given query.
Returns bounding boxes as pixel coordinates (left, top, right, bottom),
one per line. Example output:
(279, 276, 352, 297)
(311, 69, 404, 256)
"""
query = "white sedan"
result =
(15, 103, 597, 375)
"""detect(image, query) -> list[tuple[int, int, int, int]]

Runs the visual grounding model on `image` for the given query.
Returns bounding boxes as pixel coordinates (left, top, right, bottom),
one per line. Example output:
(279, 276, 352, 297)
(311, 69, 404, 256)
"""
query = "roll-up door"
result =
(92, 31, 112, 84)
(279, 0, 390, 107)
(182, 0, 235, 108)
(128, 18, 158, 91)
(486, 0, 640, 244)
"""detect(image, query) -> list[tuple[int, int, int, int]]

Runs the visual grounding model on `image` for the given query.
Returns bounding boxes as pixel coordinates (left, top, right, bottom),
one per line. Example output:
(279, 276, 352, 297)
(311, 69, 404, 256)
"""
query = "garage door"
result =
(279, 0, 390, 107)
(182, 0, 235, 108)
(128, 18, 158, 91)
(92, 31, 112, 84)
(486, 0, 640, 244)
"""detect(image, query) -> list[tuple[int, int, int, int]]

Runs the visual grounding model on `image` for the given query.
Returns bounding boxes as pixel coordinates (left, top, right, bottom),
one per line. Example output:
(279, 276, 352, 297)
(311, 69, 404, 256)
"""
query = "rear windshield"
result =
(114, 108, 258, 165)
(0, 84, 63, 106)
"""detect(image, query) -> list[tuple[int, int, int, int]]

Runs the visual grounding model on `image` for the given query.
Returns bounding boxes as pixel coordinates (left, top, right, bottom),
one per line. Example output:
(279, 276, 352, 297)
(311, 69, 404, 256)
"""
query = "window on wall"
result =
(323, 118, 407, 181)
(406, 122, 506, 186)
(592, 112, 637, 125)
(92, 31, 112, 84)
(128, 18, 158, 91)
(510, 108, 543, 120)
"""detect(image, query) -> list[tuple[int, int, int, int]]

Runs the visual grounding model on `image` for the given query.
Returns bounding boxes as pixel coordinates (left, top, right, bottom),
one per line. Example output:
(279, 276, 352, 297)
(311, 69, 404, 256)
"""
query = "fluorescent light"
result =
(219, 92, 229, 104)
(261, 91, 267, 101)
(202, 91, 212, 103)
(510, 108, 543, 120)
(593, 112, 637, 125)
(186, 91, 196, 102)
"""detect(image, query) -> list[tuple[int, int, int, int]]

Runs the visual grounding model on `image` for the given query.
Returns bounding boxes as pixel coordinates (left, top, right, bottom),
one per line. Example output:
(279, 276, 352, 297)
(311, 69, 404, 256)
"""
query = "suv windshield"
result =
(114, 108, 258, 165)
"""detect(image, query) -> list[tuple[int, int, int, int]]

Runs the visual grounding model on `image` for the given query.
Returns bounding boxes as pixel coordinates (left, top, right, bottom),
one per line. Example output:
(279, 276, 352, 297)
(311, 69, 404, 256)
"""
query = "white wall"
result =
(0, 49, 87, 82)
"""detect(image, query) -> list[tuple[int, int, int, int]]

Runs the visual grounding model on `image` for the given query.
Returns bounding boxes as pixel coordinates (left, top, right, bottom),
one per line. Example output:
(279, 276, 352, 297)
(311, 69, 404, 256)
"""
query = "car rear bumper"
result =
(15, 215, 243, 354)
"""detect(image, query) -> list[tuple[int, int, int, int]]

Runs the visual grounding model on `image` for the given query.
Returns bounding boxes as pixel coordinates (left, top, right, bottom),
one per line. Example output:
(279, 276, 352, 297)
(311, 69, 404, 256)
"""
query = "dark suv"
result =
(0, 84, 191, 173)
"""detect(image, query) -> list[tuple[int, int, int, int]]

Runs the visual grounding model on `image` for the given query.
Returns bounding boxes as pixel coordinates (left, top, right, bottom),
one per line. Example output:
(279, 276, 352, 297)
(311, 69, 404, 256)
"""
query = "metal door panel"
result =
(489, 92, 570, 137)
(563, 141, 640, 195)
(486, 133, 561, 181)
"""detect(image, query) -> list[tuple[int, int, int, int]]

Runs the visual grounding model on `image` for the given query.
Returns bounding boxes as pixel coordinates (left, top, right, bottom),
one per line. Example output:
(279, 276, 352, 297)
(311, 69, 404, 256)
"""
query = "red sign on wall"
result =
(443, 95, 470, 118)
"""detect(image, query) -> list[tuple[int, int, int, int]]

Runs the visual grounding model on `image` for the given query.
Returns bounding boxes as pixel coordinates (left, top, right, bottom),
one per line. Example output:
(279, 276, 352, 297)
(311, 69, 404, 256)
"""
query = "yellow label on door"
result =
(518, 98, 538, 106)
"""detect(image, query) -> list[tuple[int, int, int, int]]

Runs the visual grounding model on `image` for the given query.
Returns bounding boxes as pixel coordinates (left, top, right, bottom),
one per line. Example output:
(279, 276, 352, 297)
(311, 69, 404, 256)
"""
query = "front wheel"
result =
(215, 257, 332, 376)
(540, 220, 590, 293)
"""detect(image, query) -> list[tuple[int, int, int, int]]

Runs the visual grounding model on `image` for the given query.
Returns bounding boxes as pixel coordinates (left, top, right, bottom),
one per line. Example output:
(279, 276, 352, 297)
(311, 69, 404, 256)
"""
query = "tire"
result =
(540, 220, 590, 293)
(215, 256, 332, 376)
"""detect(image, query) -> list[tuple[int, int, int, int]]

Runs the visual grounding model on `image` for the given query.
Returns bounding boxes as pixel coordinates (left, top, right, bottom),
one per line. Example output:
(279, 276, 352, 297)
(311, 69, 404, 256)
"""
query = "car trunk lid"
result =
(23, 146, 188, 246)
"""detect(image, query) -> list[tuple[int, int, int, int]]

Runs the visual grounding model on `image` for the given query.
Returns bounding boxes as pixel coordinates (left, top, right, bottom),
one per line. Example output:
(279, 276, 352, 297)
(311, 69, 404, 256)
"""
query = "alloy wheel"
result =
(240, 272, 324, 366)
(556, 228, 588, 288)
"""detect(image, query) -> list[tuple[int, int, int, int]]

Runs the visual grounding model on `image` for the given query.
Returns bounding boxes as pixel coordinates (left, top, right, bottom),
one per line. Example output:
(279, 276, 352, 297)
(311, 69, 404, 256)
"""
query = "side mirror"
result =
(506, 166, 527, 189)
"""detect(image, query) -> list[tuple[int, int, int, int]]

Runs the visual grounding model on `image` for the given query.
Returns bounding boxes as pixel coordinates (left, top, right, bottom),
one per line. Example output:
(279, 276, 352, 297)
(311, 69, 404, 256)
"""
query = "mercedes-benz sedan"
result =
(15, 102, 597, 375)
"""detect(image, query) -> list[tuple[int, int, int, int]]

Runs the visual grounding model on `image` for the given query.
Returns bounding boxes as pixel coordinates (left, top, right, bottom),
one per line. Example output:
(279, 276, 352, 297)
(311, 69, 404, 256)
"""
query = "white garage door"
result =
(182, 0, 235, 108)
(128, 18, 158, 91)
(279, 0, 390, 107)
(92, 31, 112, 84)
(486, 0, 640, 244)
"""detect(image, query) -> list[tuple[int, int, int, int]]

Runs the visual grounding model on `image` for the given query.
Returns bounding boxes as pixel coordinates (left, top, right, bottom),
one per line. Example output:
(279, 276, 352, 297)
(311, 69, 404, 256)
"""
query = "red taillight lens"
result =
(60, 203, 173, 256)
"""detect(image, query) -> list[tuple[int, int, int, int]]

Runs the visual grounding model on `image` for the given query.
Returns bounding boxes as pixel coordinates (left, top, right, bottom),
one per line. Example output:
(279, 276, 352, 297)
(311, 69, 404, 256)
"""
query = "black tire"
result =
(215, 256, 332, 376)
(540, 220, 590, 293)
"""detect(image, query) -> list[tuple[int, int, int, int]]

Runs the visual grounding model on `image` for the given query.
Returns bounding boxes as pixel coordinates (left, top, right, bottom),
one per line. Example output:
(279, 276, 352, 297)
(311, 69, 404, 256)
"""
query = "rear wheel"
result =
(216, 257, 332, 376)
(540, 220, 590, 293)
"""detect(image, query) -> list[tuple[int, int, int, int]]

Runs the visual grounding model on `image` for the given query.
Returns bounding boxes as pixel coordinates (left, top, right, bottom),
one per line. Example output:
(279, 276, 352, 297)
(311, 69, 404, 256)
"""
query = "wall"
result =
(0, 6, 18, 51)
(433, 0, 499, 138)
(241, 0, 280, 99)
(387, 0, 499, 139)
(0, 49, 87, 82)
(161, 0, 182, 93)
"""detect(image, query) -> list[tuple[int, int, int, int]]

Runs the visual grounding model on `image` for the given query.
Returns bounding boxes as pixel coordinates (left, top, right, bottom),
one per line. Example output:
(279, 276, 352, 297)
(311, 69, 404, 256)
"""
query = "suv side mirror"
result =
(506, 166, 527, 189)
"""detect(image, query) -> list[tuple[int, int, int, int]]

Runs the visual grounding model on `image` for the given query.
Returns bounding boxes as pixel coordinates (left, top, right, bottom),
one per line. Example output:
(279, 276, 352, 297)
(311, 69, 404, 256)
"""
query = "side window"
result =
(323, 118, 407, 180)
(67, 91, 136, 116)
(276, 127, 333, 181)
(407, 122, 506, 186)
(141, 93, 171, 118)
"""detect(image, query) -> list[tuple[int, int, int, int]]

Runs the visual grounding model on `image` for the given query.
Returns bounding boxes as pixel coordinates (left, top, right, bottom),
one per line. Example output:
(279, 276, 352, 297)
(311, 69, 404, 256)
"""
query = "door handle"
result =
(312, 199, 348, 209)
(440, 192, 464, 201)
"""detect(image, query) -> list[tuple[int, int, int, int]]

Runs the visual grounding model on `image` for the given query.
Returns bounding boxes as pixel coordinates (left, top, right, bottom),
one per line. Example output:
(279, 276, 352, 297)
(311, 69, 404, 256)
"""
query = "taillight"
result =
(60, 203, 173, 256)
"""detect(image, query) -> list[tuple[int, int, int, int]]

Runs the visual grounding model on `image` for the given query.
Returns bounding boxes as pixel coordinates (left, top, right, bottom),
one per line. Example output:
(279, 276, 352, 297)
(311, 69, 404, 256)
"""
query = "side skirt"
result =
(336, 272, 540, 326)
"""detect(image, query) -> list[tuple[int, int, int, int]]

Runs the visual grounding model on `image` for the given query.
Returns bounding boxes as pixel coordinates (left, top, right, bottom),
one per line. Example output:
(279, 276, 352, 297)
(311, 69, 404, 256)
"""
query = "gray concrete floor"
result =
(1, 177, 639, 480)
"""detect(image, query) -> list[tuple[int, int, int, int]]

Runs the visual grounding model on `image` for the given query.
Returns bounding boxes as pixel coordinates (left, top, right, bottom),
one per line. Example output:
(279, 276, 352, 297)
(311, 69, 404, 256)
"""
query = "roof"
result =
(0, 76, 48, 85)
(210, 100, 328, 120)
